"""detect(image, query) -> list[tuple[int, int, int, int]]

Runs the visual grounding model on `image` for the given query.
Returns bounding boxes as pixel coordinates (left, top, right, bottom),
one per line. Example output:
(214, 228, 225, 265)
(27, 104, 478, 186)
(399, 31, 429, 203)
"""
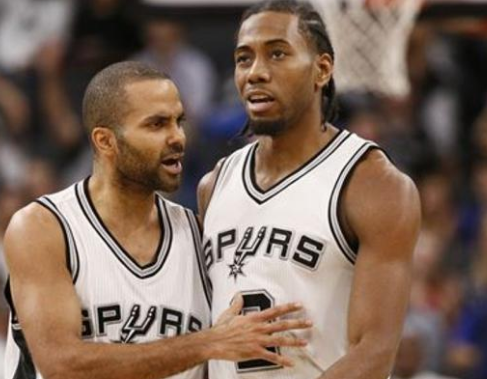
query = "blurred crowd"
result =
(0, 0, 486, 379)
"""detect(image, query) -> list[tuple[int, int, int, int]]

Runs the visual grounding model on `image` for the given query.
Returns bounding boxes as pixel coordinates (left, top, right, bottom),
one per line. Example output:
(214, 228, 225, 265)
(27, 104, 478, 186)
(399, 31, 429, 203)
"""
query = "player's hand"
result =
(207, 294, 312, 367)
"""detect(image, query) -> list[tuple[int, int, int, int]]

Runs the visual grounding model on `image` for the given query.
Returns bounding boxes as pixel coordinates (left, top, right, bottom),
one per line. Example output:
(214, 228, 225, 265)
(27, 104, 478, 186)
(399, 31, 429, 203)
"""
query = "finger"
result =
(230, 292, 244, 310)
(252, 302, 303, 321)
(220, 293, 243, 320)
(216, 293, 244, 324)
(263, 334, 308, 348)
(259, 350, 294, 367)
(263, 319, 313, 334)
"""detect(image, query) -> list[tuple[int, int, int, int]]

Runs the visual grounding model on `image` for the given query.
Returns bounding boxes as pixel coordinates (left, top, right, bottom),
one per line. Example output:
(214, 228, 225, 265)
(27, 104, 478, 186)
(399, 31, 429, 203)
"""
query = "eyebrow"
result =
(235, 38, 292, 52)
(142, 112, 186, 124)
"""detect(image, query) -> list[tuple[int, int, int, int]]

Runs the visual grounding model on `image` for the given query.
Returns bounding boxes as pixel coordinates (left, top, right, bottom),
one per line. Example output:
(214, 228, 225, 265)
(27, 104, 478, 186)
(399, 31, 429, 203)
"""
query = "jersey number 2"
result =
(237, 290, 282, 373)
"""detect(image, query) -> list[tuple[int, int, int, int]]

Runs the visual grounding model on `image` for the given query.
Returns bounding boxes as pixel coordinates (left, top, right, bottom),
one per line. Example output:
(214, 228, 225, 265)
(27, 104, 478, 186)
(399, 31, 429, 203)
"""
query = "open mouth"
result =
(248, 94, 275, 103)
(161, 157, 183, 175)
(247, 94, 276, 113)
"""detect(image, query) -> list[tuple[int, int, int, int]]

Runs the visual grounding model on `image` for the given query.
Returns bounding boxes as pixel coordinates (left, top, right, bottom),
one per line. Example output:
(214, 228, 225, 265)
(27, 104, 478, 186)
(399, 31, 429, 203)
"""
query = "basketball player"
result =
(198, 1, 421, 378)
(3, 61, 312, 379)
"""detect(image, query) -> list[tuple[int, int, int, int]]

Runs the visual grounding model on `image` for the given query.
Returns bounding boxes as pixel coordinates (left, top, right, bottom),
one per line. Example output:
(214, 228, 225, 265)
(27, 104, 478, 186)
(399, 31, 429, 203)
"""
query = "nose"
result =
(167, 123, 186, 151)
(247, 56, 271, 84)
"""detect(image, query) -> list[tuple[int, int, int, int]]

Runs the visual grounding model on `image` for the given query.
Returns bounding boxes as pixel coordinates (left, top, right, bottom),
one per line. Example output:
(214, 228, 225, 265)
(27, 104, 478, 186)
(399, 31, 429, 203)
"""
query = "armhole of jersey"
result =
(36, 197, 80, 284)
(204, 156, 229, 219)
(185, 209, 212, 310)
(4, 278, 17, 326)
(4, 278, 37, 379)
(328, 142, 382, 265)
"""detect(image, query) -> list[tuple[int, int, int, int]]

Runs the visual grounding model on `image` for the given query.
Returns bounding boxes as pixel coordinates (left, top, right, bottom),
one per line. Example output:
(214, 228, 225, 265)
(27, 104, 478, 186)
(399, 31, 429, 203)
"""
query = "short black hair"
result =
(239, 0, 338, 124)
(82, 61, 171, 135)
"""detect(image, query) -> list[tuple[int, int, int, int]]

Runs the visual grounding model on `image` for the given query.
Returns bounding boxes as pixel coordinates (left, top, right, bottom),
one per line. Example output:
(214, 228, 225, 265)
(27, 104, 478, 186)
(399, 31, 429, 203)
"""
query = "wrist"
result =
(193, 327, 221, 361)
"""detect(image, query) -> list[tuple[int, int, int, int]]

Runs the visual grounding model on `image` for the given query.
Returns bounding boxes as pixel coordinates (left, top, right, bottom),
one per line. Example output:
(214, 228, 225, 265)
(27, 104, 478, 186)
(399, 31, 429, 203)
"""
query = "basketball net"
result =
(309, 0, 422, 98)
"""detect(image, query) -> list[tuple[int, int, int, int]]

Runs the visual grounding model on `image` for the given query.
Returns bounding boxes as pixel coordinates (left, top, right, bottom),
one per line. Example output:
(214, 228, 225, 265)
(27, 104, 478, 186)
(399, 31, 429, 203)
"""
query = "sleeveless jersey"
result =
(5, 178, 211, 379)
(204, 130, 378, 379)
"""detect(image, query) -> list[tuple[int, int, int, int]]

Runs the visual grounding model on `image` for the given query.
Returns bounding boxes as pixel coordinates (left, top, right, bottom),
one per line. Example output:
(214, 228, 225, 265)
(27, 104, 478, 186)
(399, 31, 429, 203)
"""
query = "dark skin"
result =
(4, 78, 313, 379)
(198, 11, 421, 379)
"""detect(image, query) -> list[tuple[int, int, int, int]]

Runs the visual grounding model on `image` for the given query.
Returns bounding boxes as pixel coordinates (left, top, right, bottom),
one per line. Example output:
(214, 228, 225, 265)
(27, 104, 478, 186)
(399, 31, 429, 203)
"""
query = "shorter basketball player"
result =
(198, 1, 421, 378)
(3, 62, 311, 379)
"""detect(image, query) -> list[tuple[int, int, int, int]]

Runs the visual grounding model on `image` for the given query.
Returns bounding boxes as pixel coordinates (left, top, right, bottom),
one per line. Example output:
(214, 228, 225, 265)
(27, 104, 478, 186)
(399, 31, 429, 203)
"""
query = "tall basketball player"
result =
(198, 1, 421, 378)
(3, 61, 312, 379)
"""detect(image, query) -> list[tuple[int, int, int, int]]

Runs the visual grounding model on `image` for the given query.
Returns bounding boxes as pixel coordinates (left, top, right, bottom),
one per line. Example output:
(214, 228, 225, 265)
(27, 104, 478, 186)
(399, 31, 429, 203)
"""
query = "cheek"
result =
(283, 78, 310, 105)
(234, 70, 246, 94)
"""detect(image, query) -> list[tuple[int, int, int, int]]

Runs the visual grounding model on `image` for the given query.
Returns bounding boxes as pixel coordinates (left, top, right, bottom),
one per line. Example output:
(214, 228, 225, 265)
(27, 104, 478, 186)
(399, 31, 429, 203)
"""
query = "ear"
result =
(91, 127, 118, 157)
(314, 53, 333, 90)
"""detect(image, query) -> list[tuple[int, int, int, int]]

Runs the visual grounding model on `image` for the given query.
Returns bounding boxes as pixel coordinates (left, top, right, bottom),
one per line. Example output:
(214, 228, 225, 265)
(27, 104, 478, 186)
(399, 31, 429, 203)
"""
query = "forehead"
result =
(124, 79, 183, 117)
(237, 11, 306, 48)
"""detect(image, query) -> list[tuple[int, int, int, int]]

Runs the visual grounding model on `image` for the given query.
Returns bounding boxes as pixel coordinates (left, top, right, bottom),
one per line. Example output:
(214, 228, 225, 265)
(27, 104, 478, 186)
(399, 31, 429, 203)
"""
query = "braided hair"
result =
(239, 0, 339, 126)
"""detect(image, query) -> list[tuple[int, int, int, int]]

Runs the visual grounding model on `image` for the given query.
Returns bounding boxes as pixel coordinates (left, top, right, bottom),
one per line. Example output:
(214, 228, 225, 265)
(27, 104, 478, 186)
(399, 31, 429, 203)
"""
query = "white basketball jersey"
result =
(5, 178, 211, 379)
(204, 130, 378, 379)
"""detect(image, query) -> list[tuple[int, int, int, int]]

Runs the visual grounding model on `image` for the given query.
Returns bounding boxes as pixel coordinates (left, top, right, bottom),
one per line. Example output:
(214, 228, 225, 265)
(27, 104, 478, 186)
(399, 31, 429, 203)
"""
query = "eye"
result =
(235, 54, 251, 65)
(146, 117, 168, 130)
(151, 119, 165, 129)
(271, 49, 286, 60)
(177, 116, 187, 129)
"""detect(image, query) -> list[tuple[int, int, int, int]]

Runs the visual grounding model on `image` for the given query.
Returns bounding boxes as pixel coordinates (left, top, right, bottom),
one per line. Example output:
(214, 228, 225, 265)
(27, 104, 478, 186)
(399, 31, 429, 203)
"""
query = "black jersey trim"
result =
(35, 197, 80, 283)
(11, 327, 37, 379)
(328, 142, 380, 265)
(185, 209, 212, 309)
(4, 280, 37, 378)
(75, 178, 173, 279)
(242, 130, 350, 205)
(203, 156, 228, 223)
(4, 278, 17, 326)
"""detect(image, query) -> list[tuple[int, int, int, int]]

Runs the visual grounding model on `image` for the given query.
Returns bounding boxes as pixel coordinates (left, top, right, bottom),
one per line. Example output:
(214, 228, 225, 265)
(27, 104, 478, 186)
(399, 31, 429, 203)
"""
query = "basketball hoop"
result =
(311, 0, 422, 98)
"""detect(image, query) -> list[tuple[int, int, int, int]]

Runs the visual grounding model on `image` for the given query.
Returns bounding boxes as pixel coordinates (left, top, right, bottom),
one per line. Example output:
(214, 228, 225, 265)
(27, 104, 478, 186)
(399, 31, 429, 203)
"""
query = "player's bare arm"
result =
(5, 203, 311, 379)
(318, 150, 421, 379)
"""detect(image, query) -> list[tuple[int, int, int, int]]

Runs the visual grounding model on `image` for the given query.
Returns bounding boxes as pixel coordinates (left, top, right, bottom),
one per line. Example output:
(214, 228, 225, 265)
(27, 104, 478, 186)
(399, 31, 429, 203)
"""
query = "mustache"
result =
(160, 143, 185, 159)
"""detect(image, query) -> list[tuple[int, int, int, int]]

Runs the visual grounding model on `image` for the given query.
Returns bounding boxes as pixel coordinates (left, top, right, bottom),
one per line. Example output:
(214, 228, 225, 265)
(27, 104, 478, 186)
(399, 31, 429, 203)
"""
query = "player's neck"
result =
(88, 173, 156, 227)
(254, 123, 338, 191)
(257, 122, 335, 169)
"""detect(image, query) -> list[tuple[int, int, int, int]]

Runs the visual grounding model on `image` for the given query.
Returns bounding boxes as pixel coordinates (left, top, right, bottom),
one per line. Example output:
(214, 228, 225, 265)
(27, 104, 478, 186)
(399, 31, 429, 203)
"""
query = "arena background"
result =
(0, 1, 486, 378)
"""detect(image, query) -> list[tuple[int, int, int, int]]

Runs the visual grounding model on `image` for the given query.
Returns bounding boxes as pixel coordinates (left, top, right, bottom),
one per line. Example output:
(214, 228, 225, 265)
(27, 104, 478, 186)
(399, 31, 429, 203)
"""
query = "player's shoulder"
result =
(155, 193, 198, 224)
(197, 157, 227, 223)
(33, 181, 80, 218)
(345, 148, 421, 234)
(4, 200, 66, 265)
(198, 143, 253, 196)
(198, 158, 226, 198)
(355, 148, 417, 199)
(5, 182, 79, 257)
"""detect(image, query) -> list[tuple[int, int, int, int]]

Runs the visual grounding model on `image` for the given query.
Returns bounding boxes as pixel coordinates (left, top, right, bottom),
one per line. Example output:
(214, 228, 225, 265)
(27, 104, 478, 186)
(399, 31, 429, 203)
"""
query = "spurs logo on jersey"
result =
(204, 130, 381, 379)
(4, 178, 211, 379)
(205, 226, 327, 281)
(81, 304, 204, 344)
(119, 305, 157, 344)
(229, 226, 266, 279)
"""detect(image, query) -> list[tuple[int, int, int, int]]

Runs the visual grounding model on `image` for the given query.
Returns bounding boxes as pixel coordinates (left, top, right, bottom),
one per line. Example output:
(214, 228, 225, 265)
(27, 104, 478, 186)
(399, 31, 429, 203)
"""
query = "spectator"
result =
(447, 213, 487, 379)
(393, 315, 459, 379)
(0, 186, 27, 378)
(134, 16, 217, 128)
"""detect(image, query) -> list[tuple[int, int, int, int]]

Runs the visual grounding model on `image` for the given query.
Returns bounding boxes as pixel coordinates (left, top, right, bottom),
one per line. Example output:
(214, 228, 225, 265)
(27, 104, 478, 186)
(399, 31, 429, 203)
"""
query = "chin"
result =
(250, 118, 287, 137)
(157, 177, 181, 194)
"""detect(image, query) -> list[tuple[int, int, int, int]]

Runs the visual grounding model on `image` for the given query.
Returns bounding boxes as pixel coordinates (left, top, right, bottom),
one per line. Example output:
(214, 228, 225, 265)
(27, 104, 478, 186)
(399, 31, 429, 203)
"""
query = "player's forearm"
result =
(317, 338, 397, 379)
(39, 330, 213, 379)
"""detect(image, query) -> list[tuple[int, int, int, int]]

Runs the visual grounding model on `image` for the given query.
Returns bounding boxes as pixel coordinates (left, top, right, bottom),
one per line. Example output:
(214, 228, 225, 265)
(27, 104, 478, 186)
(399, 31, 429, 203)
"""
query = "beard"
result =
(115, 135, 181, 193)
(248, 118, 289, 137)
